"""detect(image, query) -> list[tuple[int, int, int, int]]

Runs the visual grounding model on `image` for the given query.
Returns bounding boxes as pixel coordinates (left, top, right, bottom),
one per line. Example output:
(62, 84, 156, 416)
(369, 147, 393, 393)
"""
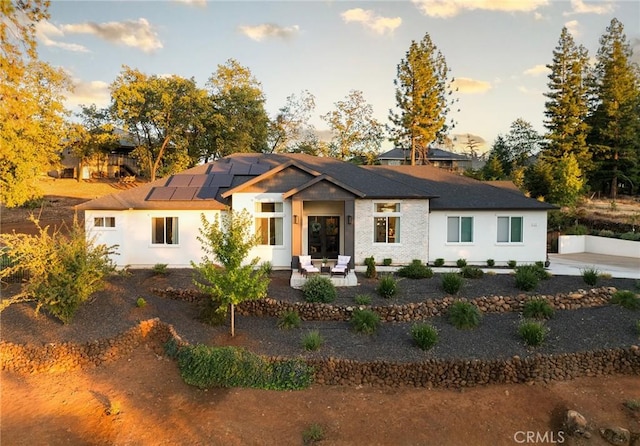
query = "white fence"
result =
(558, 235, 640, 258)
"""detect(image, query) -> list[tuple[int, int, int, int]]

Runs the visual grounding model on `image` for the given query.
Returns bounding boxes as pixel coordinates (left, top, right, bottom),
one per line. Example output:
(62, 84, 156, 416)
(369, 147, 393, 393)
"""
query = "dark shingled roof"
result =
(378, 147, 470, 162)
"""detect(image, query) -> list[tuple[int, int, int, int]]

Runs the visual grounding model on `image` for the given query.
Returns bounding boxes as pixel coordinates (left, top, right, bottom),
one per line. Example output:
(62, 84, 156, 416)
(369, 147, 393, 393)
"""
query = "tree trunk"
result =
(230, 303, 235, 337)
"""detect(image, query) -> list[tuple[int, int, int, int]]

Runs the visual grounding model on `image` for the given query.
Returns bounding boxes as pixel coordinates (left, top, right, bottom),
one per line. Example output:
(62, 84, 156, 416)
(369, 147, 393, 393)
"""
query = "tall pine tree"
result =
(389, 32, 455, 165)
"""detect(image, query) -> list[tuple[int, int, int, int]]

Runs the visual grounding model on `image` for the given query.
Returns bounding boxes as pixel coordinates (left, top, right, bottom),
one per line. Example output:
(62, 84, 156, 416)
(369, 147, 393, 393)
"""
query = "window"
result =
(447, 216, 473, 243)
(497, 216, 523, 243)
(152, 217, 178, 245)
(255, 201, 284, 246)
(94, 217, 115, 228)
(374, 202, 400, 243)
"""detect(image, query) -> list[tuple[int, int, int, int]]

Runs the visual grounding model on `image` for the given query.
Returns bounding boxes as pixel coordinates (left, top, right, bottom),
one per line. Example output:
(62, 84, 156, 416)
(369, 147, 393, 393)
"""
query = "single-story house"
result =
(76, 153, 556, 270)
(377, 146, 474, 171)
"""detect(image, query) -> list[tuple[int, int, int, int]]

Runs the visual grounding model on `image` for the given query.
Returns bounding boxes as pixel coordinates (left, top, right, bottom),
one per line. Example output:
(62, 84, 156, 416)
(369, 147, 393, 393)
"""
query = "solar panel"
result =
(147, 187, 176, 200)
(167, 175, 192, 187)
(188, 174, 209, 187)
(207, 174, 233, 187)
(195, 187, 219, 200)
(208, 163, 231, 173)
(249, 163, 270, 175)
(228, 163, 251, 175)
(170, 187, 198, 200)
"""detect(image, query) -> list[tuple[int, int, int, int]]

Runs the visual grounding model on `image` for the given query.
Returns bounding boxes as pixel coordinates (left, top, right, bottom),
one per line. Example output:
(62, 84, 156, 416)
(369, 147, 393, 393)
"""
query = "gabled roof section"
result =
(282, 174, 366, 199)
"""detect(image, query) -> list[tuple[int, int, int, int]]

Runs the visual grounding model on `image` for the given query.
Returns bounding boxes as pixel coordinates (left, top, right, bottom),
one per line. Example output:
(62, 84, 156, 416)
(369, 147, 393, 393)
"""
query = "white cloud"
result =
(564, 0, 615, 15)
(62, 18, 163, 53)
(452, 77, 492, 94)
(411, 0, 549, 18)
(564, 19, 581, 37)
(340, 8, 402, 35)
(238, 24, 300, 42)
(523, 64, 550, 76)
(518, 86, 543, 96)
(65, 79, 111, 108)
(36, 20, 89, 52)
(172, 0, 207, 7)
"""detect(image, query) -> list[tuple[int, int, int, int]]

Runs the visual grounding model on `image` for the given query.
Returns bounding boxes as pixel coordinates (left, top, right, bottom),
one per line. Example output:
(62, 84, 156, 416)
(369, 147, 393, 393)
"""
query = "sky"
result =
(37, 0, 640, 153)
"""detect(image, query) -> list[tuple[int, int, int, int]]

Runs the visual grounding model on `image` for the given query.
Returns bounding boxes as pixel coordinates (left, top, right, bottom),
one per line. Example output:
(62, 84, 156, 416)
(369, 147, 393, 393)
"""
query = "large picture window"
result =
(255, 202, 284, 246)
(152, 217, 178, 245)
(374, 202, 400, 243)
(497, 216, 523, 243)
(447, 216, 473, 243)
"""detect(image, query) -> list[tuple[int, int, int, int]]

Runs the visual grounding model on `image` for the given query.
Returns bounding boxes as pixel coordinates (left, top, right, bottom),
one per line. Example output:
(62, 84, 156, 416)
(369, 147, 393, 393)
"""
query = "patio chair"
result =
(298, 255, 319, 276)
(330, 255, 351, 277)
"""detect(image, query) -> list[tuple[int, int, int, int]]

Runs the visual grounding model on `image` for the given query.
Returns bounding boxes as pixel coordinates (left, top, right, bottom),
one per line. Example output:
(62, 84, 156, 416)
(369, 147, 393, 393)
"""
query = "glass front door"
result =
(307, 216, 339, 259)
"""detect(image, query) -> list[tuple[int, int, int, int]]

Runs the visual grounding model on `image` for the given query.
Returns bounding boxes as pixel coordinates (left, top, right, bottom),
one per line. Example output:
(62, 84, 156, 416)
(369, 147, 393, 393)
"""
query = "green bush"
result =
(397, 259, 433, 279)
(581, 268, 599, 286)
(176, 344, 312, 390)
(508, 260, 517, 268)
(302, 423, 325, 445)
(354, 294, 372, 305)
(411, 323, 438, 350)
(301, 330, 324, 351)
(433, 258, 445, 267)
(351, 309, 380, 334)
(598, 229, 615, 238)
(302, 275, 337, 303)
(514, 267, 539, 291)
(447, 301, 482, 329)
(383, 258, 392, 266)
(364, 256, 377, 279)
(136, 297, 147, 308)
(278, 309, 301, 330)
(566, 224, 589, 235)
(518, 320, 547, 346)
(260, 261, 273, 275)
(459, 266, 484, 279)
(610, 290, 640, 310)
(486, 258, 495, 267)
(441, 273, 463, 295)
(21, 197, 46, 210)
(456, 258, 467, 267)
(377, 274, 398, 298)
(152, 263, 168, 275)
(522, 298, 554, 319)
(198, 298, 227, 326)
(620, 232, 640, 241)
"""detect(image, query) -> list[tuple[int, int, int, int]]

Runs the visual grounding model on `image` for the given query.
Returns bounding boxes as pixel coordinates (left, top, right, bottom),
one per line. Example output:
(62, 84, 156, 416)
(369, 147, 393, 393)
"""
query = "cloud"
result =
(411, 0, 549, 18)
(518, 86, 543, 96)
(36, 20, 89, 52)
(523, 64, 550, 76)
(564, 0, 615, 15)
(340, 8, 402, 35)
(452, 77, 492, 94)
(564, 19, 581, 36)
(65, 79, 111, 108)
(172, 0, 207, 7)
(238, 23, 300, 42)
(62, 18, 163, 53)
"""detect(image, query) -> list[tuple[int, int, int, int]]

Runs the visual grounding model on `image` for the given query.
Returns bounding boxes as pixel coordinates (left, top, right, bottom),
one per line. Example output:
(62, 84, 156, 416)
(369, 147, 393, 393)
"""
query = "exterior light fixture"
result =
(347, 215, 352, 225)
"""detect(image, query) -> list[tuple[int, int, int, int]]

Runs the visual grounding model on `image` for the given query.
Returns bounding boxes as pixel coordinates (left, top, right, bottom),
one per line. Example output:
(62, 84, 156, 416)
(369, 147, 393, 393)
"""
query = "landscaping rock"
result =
(600, 426, 631, 446)
(564, 410, 590, 438)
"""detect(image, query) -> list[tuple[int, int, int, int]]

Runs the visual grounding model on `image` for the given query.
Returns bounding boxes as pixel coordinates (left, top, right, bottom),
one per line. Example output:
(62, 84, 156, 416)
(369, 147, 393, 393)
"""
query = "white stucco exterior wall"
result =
(353, 199, 429, 266)
(84, 209, 220, 268)
(428, 210, 548, 265)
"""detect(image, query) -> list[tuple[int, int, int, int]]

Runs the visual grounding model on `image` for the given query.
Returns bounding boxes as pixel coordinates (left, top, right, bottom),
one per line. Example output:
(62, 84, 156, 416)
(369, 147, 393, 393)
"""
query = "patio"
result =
(289, 270, 359, 289)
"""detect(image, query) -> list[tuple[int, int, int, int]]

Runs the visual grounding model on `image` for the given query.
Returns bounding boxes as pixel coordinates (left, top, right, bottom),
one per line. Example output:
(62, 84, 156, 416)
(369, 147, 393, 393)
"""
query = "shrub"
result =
(302, 275, 337, 303)
(518, 320, 547, 346)
(383, 258, 392, 266)
(301, 330, 324, 351)
(581, 268, 599, 286)
(508, 260, 517, 268)
(176, 344, 312, 390)
(397, 259, 433, 279)
(364, 256, 377, 279)
(624, 399, 640, 412)
(411, 323, 438, 350)
(198, 298, 227, 326)
(136, 297, 147, 308)
(302, 423, 325, 445)
(260, 261, 273, 275)
(354, 294, 372, 305)
(514, 267, 539, 291)
(620, 232, 640, 241)
(598, 229, 615, 238)
(486, 258, 495, 267)
(441, 273, 463, 295)
(459, 266, 484, 279)
(351, 309, 380, 334)
(522, 298, 554, 319)
(448, 301, 481, 329)
(600, 272, 612, 280)
(377, 274, 398, 298)
(278, 310, 301, 330)
(610, 290, 640, 310)
(152, 263, 168, 275)
(22, 197, 46, 210)
(566, 224, 589, 235)
(456, 258, 467, 267)
(433, 258, 445, 267)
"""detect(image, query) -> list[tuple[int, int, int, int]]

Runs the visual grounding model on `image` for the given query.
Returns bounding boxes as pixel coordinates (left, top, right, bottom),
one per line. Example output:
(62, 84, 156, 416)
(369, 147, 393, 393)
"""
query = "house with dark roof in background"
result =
(77, 153, 556, 274)
(377, 146, 474, 171)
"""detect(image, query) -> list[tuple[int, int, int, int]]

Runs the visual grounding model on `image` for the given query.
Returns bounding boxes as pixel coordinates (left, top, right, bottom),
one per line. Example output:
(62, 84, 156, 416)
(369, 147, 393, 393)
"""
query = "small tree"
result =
(192, 209, 269, 336)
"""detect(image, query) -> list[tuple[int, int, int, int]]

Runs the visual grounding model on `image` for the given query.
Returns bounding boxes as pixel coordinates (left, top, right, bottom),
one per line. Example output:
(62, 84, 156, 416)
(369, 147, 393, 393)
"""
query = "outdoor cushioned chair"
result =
(331, 255, 351, 277)
(298, 255, 319, 276)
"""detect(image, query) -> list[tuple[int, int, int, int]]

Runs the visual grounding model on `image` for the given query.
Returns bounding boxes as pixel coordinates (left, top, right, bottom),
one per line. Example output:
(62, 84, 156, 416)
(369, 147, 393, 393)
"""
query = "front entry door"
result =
(308, 216, 339, 259)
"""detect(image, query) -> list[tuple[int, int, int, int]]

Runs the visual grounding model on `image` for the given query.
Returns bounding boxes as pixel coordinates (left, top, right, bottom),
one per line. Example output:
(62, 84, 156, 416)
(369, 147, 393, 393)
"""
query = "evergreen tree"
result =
(487, 135, 513, 176)
(587, 18, 640, 198)
(389, 32, 456, 165)
(543, 27, 592, 174)
(481, 153, 505, 180)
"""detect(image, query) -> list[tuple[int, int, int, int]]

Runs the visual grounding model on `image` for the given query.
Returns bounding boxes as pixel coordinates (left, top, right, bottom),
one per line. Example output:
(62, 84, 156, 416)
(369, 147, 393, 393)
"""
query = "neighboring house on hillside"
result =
(76, 153, 556, 270)
(377, 147, 474, 171)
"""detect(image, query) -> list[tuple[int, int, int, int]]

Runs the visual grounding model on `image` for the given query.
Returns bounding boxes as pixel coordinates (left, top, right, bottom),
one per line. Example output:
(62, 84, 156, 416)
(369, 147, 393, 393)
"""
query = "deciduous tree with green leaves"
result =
(268, 90, 319, 154)
(192, 210, 269, 337)
(389, 32, 456, 165)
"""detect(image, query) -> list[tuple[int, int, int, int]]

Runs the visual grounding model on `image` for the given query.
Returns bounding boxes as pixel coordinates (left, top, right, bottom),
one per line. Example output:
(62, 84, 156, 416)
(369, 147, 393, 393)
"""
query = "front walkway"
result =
(290, 270, 358, 289)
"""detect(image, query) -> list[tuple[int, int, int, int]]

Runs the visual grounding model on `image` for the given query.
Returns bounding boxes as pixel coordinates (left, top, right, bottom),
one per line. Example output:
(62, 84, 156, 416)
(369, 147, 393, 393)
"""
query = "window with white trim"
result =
(94, 216, 115, 228)
(255, 202, 284, 246)
(374, 202, 400, 243)
(152, 217, 178, 245)
(447, 216, 473, 243)
(497, 216, 523, 243)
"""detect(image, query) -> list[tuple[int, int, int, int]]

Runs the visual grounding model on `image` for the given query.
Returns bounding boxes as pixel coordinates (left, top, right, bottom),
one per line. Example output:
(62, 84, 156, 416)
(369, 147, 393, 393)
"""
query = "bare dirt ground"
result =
(1, 178, 640, 445)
